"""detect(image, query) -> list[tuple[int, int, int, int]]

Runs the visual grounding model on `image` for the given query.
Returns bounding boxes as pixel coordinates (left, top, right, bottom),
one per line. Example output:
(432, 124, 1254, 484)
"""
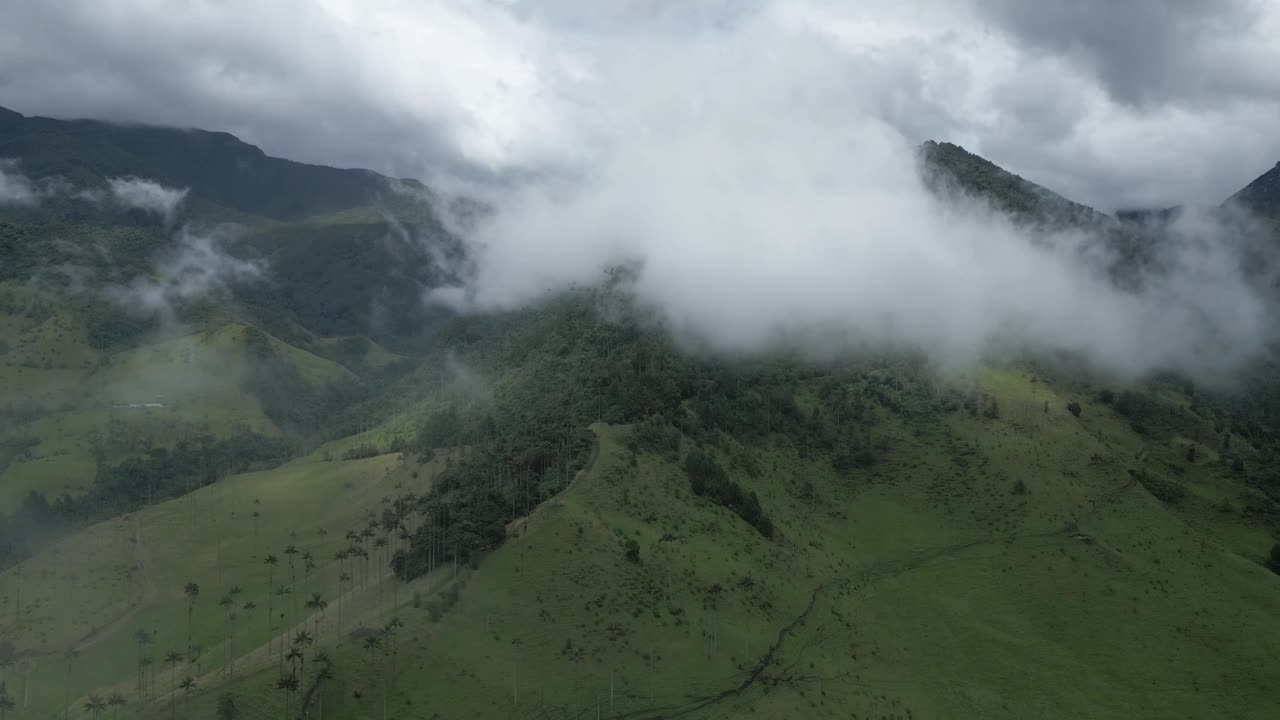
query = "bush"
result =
(341, 443, 381, 460)
(624, 539, 640, 563)
(1067, 401, 1082, 418)
(1012, 479, 1027, 495)
(1267, 544, 1280, 575)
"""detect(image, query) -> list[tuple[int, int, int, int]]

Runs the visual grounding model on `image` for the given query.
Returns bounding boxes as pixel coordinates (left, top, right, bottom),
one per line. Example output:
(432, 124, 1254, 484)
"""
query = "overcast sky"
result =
(2, 0, 1278, 211)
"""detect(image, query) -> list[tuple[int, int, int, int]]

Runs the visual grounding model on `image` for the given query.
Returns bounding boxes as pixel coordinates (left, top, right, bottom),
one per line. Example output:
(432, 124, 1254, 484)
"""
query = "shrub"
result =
(1012, 479, 1027, 495)
(1267, 544, 1280, 575)
(1066, 401, 1082, 418)
(341, 443, 381, 460)
(624, 539, 640, 563)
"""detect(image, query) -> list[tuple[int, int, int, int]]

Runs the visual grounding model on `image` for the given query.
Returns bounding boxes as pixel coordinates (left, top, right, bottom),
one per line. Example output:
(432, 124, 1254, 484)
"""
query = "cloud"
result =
(107, 224, 265, 316)
(1, 1, 1277, 209)
(0, 159, 40, 206)
(430, 6, 1278, 383)
(108, 177, 188, 221)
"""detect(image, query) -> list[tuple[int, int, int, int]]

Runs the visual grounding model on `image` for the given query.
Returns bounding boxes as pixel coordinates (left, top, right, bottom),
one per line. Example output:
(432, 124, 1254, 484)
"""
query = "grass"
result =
(6, 367, 1280, 720)
(0, 446, 437, 718)
(0, 314, 361, 512)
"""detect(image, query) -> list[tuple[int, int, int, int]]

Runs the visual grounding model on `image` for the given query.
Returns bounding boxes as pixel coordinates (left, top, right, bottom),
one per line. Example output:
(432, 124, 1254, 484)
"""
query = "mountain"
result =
(0, 105, 423, 221)
(1226, 160, 1280, 220)
(919, 140, 1113, 231)
(2, 119, 1280, 720)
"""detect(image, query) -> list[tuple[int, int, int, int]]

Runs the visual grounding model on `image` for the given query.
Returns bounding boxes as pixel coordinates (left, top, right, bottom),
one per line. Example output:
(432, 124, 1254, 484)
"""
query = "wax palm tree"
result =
(131, 629, 154, 701)
(302, 551, 316, 591)
(182, 582, 199, 654)
(106, 693, 126, 719)
(0, 685, 14, 720)
(83, 694, 106, 718)
(164, 652, 184, 718)
(218, 595, 234, 675)
(178, 677, 196, 714)
(263, 555, 278, 633)
(275, 674, 298, 719)
(137, 657, 154, 701)
(304, 592, 328, 638)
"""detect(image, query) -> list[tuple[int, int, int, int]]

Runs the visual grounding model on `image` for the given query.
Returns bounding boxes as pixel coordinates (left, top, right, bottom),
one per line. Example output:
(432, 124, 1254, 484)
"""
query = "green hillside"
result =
(4, 113, 1280, 719)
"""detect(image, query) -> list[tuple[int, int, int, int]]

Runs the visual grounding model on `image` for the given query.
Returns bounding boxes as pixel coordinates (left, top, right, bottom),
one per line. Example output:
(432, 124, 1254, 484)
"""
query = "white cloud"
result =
(0, 159, 40, 206)
(107, 224, 265, 316)
(108, 177, 188, 221)
(430, 7, 1277, 382)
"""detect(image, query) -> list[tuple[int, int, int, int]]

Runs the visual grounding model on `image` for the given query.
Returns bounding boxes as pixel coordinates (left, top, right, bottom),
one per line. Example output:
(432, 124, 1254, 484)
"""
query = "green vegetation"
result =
(3, 112, 1280, 719)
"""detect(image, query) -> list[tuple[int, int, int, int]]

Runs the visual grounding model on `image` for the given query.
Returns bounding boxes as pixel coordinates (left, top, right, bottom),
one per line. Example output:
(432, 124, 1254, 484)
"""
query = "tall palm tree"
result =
(183, 582, 200, 654)
(0, 685, 14, 720)
(131, 629, 154, 701)
(106, 693, 126, 719)
(313, 663, 335, 720)
(138, 657, 154, 702)
(304, 593, 328, 638)
(302, 551, 316, 592)
(263, 555, 279, 634)
(275, 674, 298, 719)
(163, 652, 183, 718)
(217, 595, 234, 678)
(177, 677, 196, 715)
(82, 694, 106, 718)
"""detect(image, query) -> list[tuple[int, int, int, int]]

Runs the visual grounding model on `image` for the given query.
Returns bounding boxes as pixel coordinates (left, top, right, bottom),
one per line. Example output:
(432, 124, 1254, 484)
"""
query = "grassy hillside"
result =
(0, 448, 438, 717)
(6, 346, 1279, 719)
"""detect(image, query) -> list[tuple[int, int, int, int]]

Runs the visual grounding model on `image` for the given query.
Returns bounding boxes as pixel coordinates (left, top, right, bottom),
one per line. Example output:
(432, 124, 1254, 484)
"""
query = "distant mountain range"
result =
(0, 105, 423, 221)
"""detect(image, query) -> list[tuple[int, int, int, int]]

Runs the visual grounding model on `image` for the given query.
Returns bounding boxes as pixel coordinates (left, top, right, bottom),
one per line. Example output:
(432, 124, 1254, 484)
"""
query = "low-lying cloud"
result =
(107, 225, 265, 317)
(108, 177, 188, 221)
(431, 8, 1278, 383)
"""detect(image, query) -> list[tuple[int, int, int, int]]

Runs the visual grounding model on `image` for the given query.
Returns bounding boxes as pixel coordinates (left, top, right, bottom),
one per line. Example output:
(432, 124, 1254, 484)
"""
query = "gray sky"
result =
(2, 0, 1278, 210)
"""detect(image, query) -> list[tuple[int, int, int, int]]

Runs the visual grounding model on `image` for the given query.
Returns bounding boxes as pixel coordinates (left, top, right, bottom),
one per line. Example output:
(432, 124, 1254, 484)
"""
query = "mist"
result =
(105, 224, 264, 319)
(429, 6, 1276, 384)
(107, 177, 188, 222)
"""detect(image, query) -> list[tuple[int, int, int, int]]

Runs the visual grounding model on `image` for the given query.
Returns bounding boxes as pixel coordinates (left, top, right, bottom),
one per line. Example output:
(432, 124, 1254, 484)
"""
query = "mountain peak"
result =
(1225, 160, 1280, 220)
(918, 140, 1111, 231)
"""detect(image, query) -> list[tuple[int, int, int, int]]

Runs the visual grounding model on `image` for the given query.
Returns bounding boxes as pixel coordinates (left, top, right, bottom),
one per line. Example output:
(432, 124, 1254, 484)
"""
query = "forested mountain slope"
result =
(2, 117, 1280, 719)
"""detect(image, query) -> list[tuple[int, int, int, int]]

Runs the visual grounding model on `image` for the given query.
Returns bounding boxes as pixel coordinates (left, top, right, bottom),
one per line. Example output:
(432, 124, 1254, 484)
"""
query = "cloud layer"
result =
(1, 1, 1278, 209)
(429, 5, 1277, 382)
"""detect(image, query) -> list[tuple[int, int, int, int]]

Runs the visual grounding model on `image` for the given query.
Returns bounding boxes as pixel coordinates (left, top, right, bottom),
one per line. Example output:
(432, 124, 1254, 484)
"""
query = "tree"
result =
(216, 692, 239, 720)
(0, 686, 14, 720)
(218, 595, 234, 677)
(106, 693, 126, 719)
(177, 677, 196, 715)
(182, 582, 200, 654)
(83, 694, 107, 718)
(263, 555, 278, 634)
(275, 674, 299, 719)
(305, 592, 328, 638)
(624, 539, 640, 563)
(1066, 401, 1082, 418)
(164, 652, 184, 718)
(131, 629, 154, 701)
(1185, 444, 1198, 463)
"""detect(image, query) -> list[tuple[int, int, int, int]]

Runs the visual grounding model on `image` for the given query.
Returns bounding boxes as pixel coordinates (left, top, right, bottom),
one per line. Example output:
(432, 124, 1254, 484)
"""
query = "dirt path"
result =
(73, 516, 157, 654)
